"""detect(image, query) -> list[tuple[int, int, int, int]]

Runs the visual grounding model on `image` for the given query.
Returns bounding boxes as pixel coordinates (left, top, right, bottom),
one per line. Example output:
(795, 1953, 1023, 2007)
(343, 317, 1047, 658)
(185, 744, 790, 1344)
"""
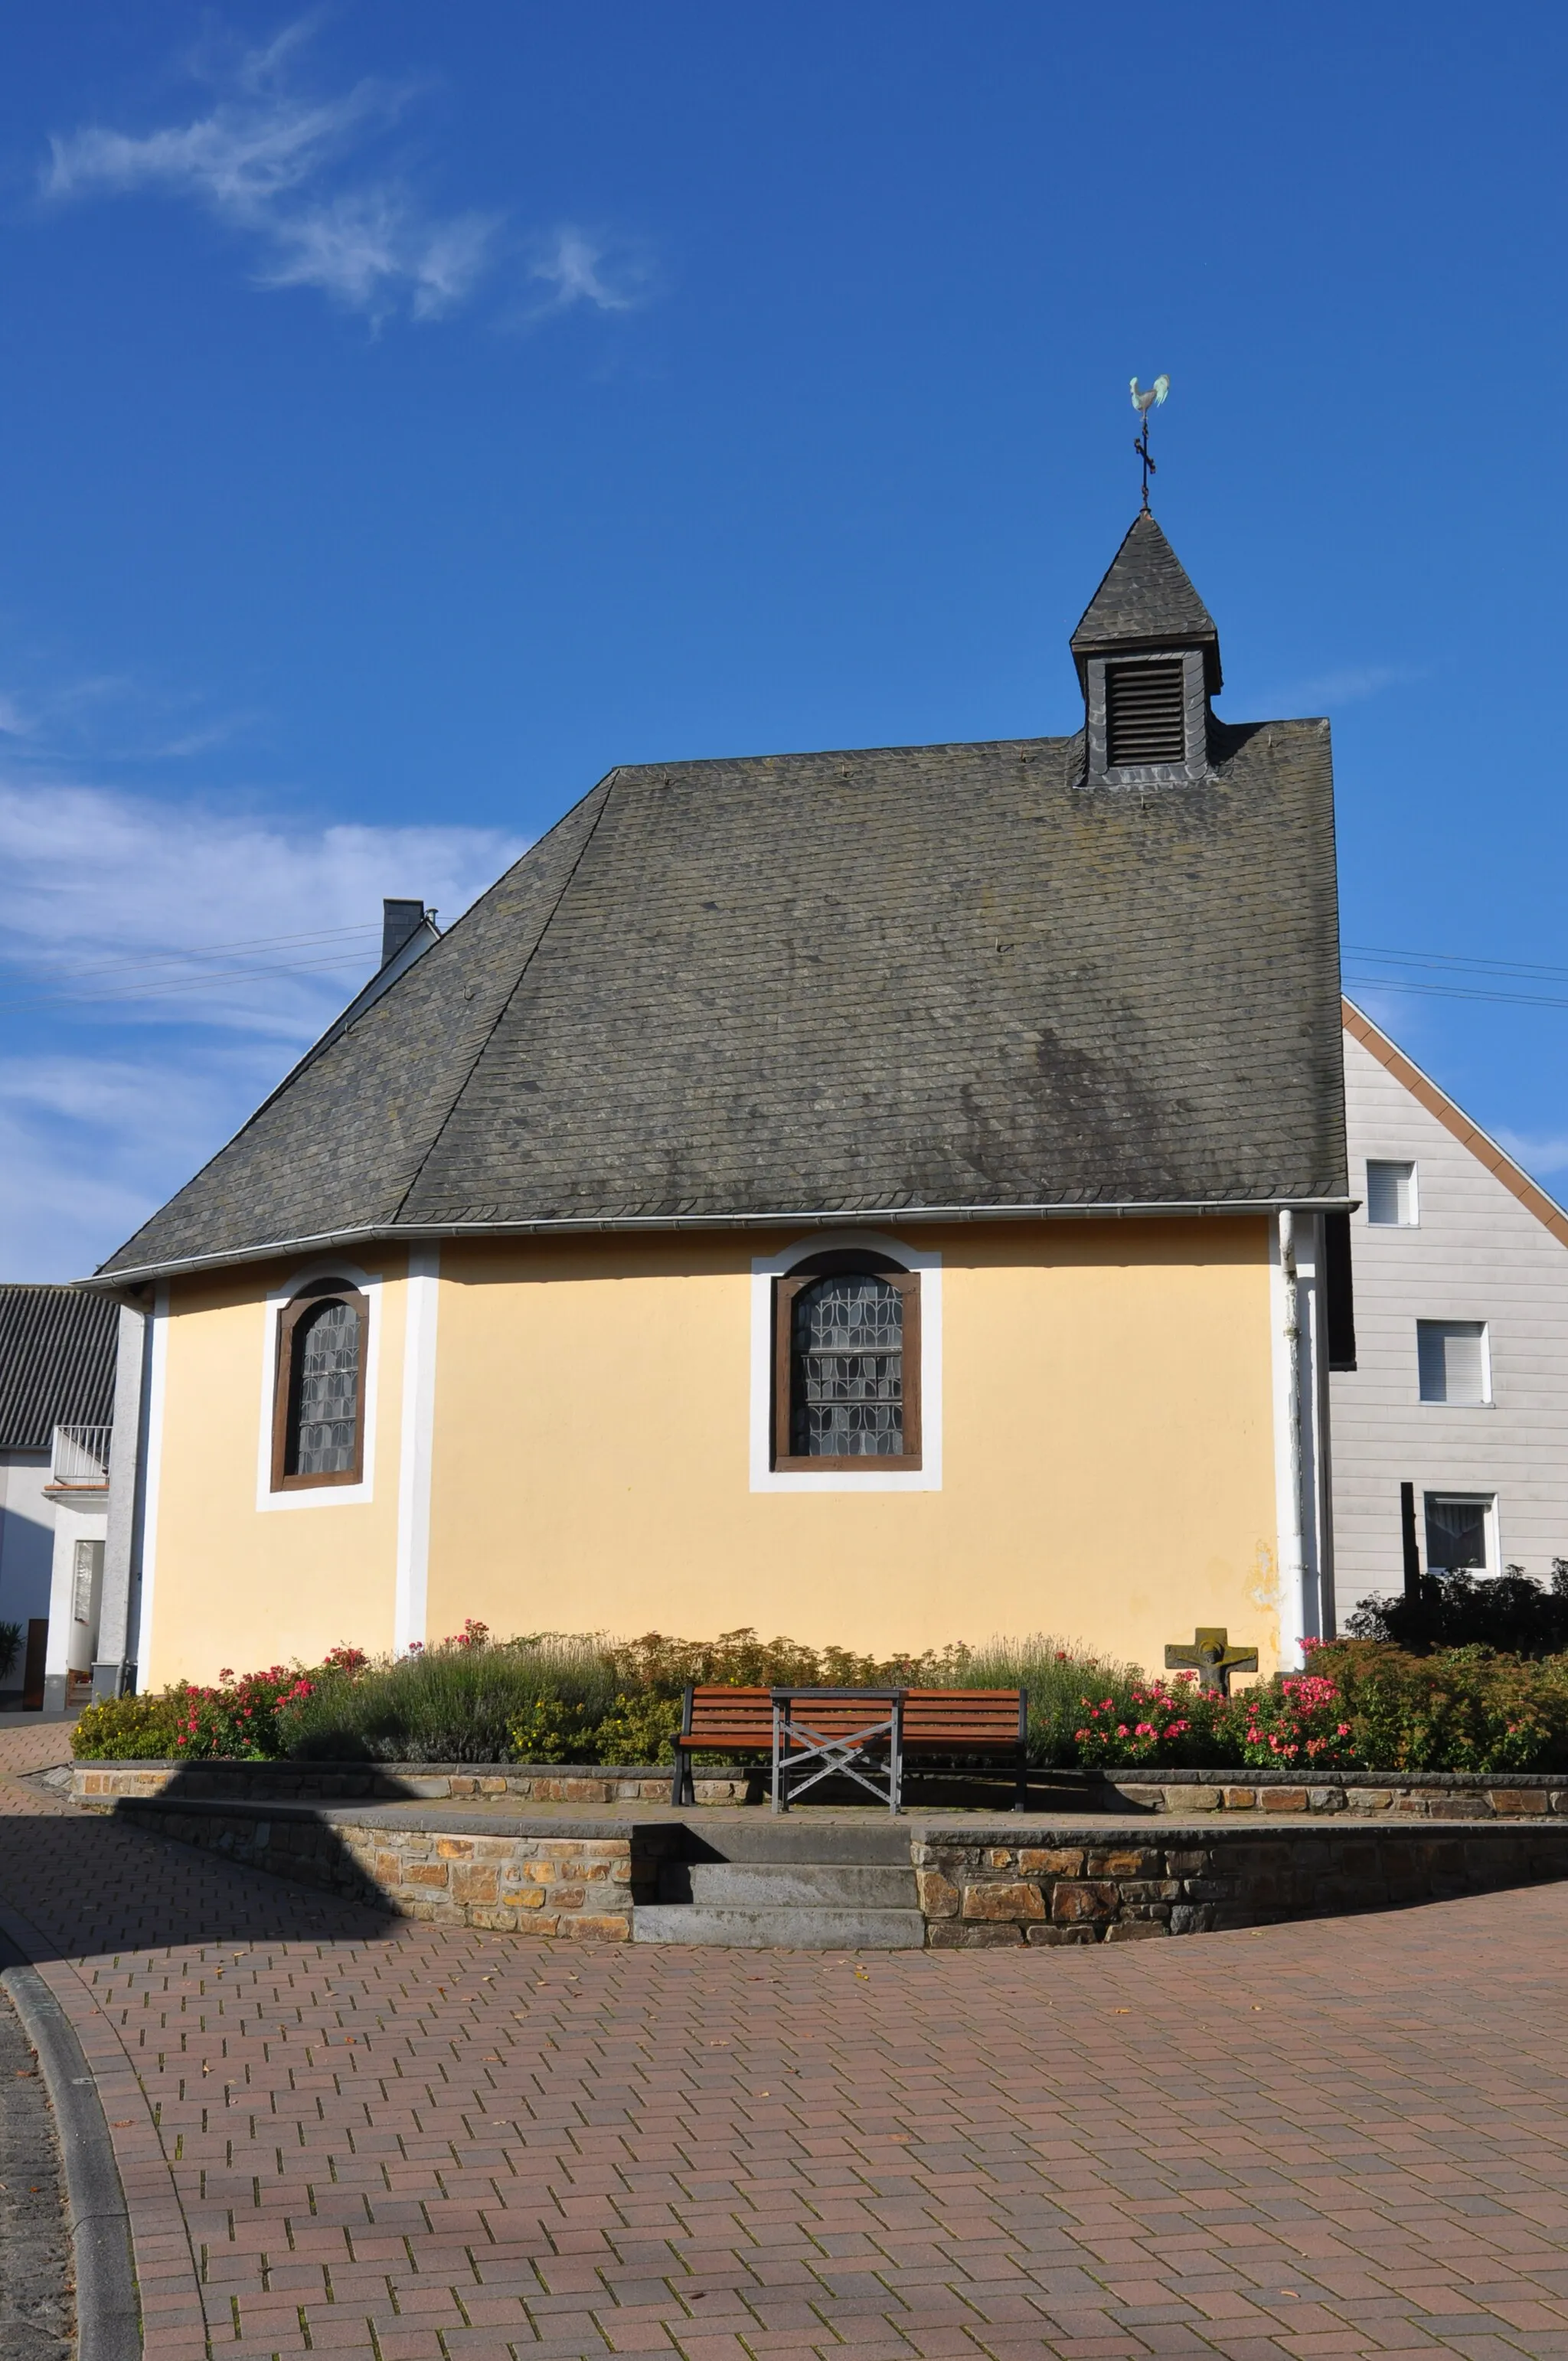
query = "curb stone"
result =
(0, 1939, 141, 2361)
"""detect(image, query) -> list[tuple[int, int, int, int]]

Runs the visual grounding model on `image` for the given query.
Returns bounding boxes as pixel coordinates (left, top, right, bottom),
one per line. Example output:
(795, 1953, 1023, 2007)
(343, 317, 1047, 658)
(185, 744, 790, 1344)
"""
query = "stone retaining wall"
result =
(110, 1799, 669, 1939)
(914, 1824, 1568, 1945)
(70, 1760, 1568, 1817)
(73, 1762, 746, 1806)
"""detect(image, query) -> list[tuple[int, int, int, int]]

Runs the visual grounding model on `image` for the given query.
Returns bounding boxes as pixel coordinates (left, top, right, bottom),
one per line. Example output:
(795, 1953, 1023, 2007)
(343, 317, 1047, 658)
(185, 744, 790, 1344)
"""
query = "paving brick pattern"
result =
(3, 1755, 1568, 2361)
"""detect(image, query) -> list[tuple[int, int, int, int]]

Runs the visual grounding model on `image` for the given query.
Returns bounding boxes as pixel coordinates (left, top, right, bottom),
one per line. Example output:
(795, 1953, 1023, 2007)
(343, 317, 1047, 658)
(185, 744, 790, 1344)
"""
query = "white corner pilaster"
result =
(394, 1246, 441, 1655)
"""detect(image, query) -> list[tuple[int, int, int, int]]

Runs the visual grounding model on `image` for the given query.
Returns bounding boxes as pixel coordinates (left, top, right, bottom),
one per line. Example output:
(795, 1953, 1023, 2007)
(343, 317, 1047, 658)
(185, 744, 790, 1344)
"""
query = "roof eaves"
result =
(84, 1193, 1359, 1287)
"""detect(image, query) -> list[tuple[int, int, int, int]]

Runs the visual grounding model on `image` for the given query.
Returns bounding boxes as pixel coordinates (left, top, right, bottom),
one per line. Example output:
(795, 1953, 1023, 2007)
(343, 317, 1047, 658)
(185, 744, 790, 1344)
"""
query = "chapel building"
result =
(89, 513, 1351, 1690)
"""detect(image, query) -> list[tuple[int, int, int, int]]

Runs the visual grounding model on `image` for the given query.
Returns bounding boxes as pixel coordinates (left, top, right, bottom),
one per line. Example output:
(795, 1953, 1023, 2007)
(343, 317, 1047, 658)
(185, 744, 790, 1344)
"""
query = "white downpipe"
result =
(1276, 1209, 1307, 1670)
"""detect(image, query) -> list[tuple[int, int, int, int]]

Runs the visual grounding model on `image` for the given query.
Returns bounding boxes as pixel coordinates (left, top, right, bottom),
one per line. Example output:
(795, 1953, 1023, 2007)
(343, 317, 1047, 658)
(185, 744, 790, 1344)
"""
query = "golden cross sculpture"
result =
(1164, 1627, 1258, 1697)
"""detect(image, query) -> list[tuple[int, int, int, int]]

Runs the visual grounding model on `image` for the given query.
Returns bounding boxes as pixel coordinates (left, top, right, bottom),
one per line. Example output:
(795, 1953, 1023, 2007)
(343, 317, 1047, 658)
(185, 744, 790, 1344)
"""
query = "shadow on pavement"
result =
(0, 1793, 399, 1967)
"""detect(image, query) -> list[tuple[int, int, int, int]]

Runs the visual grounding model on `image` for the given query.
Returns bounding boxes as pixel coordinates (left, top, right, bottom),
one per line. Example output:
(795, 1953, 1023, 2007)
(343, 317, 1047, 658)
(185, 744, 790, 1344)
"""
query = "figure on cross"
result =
(1164, 1626, 1258, 1697)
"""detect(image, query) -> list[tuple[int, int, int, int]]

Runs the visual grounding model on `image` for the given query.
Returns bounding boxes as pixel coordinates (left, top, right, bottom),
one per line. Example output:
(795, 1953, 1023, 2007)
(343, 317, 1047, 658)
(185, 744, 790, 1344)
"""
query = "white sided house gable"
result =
(1331, 1001, 1568, 1623)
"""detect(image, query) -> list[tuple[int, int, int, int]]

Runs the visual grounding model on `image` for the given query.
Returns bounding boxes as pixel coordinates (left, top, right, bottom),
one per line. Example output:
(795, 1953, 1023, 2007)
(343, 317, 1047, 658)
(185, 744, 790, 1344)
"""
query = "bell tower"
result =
(1070, 511, 1222, 788)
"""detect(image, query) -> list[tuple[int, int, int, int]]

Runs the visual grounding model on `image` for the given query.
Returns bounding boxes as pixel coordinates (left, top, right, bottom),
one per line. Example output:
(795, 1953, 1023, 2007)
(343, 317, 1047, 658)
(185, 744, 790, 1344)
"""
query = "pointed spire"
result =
(1070, 511, 1222, 695)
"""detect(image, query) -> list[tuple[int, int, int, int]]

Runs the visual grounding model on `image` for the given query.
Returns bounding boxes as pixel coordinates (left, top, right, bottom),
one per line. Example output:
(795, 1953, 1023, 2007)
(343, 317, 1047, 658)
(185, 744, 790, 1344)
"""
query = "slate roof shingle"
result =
(1071, 511, 1223, 692)
(0, 1285, 118, 1450)
(98, 703, 1346, 1281)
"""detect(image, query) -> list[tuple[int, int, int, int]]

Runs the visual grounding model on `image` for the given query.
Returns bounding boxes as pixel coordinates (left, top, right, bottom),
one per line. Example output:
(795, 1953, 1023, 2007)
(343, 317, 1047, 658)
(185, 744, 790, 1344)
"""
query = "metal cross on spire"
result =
(1129, 374, 1171, 511)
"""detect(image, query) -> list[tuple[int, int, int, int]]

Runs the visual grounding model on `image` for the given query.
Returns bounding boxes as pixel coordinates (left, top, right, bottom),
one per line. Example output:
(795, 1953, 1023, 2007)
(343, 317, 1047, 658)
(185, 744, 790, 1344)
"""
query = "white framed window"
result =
(72, 1539, 102, 1625)
(750, 1230, 942, 1492)
(256, 1259, 382, 1510)
(1367, 1159, 1418, 1226)
(1416, 1319, 1491, 1405)
(1424, 1492, 1497, 1576)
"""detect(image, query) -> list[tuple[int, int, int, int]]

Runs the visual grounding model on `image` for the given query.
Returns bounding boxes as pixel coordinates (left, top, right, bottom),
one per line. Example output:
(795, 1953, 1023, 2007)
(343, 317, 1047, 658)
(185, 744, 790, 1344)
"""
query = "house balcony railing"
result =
(50, 1423, 113, 1487)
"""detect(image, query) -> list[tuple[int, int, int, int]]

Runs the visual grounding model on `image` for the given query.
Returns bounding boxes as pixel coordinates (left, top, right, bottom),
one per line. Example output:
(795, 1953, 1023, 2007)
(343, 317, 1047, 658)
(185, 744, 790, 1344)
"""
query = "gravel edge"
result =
(0, 1950, 141, 2361)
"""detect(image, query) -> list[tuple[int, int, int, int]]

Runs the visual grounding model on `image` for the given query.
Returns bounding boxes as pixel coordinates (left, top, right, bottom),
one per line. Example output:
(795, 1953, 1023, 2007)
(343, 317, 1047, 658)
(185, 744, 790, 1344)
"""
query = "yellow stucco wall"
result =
(429, 1221, 1281, 1674)
(144, 1250, 411, 1688)
(146, 1218, 1284, 1687)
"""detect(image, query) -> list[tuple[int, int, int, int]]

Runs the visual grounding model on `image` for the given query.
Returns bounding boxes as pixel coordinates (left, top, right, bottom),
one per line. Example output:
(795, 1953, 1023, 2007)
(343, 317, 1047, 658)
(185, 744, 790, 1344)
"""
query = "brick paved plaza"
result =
(4, 1731, 1568, 2361)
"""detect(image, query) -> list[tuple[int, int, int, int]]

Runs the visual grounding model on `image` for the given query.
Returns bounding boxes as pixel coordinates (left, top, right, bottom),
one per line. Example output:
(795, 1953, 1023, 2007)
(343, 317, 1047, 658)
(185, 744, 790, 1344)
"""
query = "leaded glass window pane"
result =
(293, 1299, 361, 1475)
(791, 1274, 903, 1457)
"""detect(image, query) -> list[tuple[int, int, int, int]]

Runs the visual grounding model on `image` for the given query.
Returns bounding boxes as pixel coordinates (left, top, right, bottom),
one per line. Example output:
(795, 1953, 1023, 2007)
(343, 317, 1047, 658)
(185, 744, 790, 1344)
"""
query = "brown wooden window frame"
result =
(270, 1280, 370, 1493)
(773, 1252, 922, 1473)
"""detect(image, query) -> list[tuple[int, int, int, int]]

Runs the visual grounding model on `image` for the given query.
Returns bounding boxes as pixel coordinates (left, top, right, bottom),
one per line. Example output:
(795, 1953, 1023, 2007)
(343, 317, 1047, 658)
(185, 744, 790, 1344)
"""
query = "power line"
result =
(1344, 943, 1568, 985)
(1344, 974, 1568, 1013)
(0, 949, 375, 1013)
(0, 920, 381, 988)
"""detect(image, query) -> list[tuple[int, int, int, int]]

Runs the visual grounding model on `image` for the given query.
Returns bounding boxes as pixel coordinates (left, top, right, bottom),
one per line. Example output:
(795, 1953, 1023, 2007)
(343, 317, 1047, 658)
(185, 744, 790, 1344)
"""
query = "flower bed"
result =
(68, 1625, 1568, 1778)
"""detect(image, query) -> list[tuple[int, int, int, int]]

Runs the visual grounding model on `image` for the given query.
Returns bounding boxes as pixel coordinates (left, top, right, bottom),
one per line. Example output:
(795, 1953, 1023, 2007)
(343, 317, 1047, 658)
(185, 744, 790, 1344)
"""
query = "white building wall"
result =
(1330, 1021, 1568, 1625)
(0, 1451, 54, 1625)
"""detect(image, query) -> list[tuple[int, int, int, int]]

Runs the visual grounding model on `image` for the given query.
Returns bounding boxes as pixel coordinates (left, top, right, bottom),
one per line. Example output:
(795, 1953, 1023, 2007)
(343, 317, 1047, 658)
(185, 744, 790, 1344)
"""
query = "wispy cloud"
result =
(0, 779, 522, 1039)
(40, 20, 650, 327)
(521, 226, 657, 323)
(0, 779, 525, 1276)
(1494, 1130, 1568, 1181)
(1253, 661, 1430, 714)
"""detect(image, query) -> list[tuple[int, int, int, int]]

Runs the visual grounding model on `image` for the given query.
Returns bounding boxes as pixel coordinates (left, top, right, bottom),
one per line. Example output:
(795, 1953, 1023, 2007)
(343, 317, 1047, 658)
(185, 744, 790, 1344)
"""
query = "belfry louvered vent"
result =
(1106, 659, 1186, 766)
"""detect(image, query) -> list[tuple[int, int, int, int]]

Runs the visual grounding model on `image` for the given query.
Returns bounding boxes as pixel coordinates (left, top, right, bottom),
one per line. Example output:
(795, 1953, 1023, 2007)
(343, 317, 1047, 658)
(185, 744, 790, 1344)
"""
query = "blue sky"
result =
(2, 3, 1565, 1278)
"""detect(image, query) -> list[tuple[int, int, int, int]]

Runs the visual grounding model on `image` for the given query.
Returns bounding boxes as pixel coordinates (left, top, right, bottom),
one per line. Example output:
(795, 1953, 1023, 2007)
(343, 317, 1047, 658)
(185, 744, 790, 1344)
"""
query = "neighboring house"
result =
(0, 1285, 118, 1706)
(1331, 1000, 1568, 1626)
(87, 511, 1352, 1688)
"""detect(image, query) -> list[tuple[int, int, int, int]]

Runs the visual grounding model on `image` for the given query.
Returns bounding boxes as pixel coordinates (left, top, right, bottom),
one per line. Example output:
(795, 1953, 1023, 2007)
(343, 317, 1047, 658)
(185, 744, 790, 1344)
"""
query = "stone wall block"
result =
(1169, 1902, 1217, 1934)
(401, 1860, 449, 1888)
(1163, 1850, 1211, 1876)
(1167, 1785, 1218, 1812)
(1489, 1790, 1548, 1814)
(961, 1880, 1045, 1922)
(1085, 1848, 1162, 1878)
(916, 1870, 960, 1918)
(566, 1915, 632, 1943)
(1258, 1788, 1309, 1813)
(1106, 1920, 1168, 1940)
(1119, 1880, 1181, 1904)
(1050, 1881, 1119, 1924)
(452, 1866, 500, 1905)
(436, 1838, 475, 1860)
(1017, 1848, 1085, 1876)
(1220, 1788, 1257, 1810)
(1024, 1924, 1098, 1945)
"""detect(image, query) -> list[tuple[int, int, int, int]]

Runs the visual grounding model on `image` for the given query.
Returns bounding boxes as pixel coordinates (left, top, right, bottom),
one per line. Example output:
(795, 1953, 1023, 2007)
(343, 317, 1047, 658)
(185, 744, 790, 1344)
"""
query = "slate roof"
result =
(98, 702, 1347, 1282)
(0, 1285, 117, 1450)
(1071, 512, 1223, 693)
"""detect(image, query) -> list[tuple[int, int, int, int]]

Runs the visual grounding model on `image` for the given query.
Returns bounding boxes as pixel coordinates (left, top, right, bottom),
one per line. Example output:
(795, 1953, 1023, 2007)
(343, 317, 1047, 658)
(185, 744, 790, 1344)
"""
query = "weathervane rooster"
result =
(1129, 374, 1170, 511)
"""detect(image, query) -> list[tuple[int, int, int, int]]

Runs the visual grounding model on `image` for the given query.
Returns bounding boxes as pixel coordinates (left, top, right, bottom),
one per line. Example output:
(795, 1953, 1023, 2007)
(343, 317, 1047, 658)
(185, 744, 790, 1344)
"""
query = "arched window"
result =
(272, 1281, 368, 1490)
(773, 1251, 921, 1471)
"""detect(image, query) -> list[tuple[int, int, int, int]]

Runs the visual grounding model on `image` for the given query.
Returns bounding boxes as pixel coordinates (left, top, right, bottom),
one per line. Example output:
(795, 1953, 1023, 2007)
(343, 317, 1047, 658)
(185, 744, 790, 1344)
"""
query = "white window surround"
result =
(1424, 1491, 1499, 1577)
(1367, 1158, 1419, 1226)
(750, 1231, 942, 1493)
(1416, 1318, 1492, 1407)
(256, 1259, 383, 1512)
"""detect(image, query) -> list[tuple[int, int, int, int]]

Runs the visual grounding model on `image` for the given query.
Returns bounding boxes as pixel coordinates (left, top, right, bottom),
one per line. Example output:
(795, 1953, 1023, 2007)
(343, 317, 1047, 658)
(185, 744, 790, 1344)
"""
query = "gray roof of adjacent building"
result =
(0, 1285, 118, 1450)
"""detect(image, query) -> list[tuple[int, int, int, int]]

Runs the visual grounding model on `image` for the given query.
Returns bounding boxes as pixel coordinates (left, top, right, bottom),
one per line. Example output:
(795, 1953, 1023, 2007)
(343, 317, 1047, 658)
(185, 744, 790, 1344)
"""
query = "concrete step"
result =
(633, 1902, 926, 1948)
(667, 1862, 919, 1909)
(683, 1820, 913, 1865)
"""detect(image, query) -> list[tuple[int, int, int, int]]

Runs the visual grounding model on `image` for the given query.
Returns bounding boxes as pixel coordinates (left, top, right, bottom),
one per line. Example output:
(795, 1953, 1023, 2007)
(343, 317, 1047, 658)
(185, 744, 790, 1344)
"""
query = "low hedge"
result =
(70, 1625, 1568, 1777)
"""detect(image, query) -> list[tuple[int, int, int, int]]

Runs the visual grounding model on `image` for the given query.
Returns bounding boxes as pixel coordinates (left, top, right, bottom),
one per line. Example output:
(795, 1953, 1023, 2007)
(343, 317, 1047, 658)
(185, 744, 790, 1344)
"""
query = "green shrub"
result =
(285, 1628, 622, 1762)
(1311, 1638, 1568, 1772)
(72, 1690, 184, 1759)
(1346, 1566, 1568, 1657)
(590, 1693, 684, 1765)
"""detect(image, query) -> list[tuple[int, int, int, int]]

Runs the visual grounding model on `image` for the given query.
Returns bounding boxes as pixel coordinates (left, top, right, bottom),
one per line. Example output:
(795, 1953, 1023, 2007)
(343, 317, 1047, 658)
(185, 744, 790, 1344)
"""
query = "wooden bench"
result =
(670, 1683, 1028, 1810)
